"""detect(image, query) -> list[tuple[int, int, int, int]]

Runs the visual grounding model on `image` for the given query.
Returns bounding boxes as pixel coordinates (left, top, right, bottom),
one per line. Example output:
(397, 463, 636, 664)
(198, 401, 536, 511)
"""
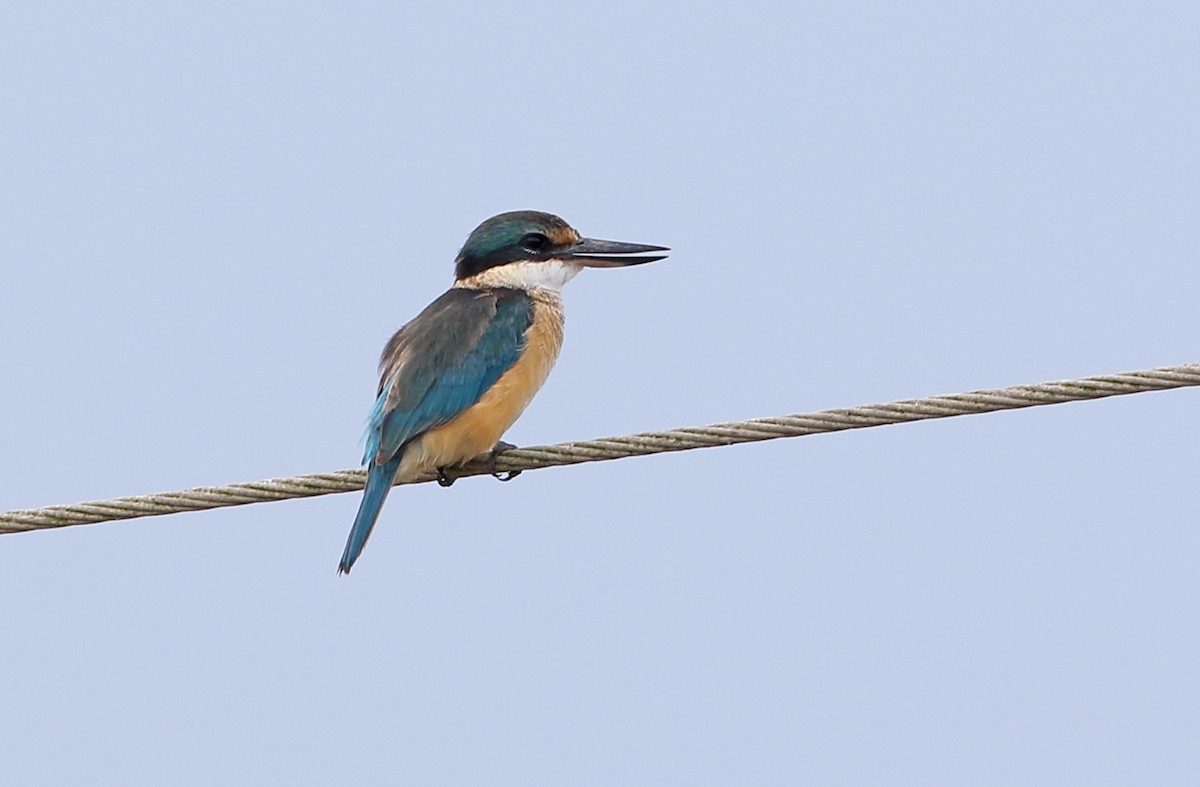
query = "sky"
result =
(3, 2, 1199, 784)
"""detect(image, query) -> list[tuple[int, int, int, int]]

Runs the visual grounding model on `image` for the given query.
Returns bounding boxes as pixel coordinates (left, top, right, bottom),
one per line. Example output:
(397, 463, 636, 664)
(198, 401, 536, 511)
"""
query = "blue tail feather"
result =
(338, 456, 402, 575)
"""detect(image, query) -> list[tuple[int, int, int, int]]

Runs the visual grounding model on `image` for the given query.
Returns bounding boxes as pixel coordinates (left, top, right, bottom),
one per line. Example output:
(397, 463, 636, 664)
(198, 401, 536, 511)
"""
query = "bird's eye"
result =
(521, 233, 549, 253)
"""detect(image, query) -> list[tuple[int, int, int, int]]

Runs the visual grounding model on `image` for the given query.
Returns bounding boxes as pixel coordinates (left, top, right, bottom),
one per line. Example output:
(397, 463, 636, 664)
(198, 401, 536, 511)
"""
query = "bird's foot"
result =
(435, 442, 521, 486)
(489, 441, 522, 482)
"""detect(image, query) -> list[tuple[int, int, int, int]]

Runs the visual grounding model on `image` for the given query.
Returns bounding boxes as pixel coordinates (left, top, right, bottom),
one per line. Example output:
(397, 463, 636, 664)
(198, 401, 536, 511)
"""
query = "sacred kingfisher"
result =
(338, 210, 668, 574)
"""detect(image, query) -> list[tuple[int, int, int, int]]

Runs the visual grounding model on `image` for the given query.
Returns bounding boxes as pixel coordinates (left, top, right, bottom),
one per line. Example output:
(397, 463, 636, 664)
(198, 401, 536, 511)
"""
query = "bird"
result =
(338, 210, 668, 574)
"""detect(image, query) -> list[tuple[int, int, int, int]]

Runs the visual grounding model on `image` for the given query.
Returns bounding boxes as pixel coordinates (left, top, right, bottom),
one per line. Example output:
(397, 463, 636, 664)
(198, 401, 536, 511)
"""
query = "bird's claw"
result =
(489, 441, 522, 482)
(435, 442, 520, 486)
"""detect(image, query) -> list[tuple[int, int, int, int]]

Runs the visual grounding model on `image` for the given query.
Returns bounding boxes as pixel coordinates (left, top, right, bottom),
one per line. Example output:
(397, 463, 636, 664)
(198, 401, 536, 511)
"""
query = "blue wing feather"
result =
(338, 288, 533, 574)
(375, 298, 530, 460)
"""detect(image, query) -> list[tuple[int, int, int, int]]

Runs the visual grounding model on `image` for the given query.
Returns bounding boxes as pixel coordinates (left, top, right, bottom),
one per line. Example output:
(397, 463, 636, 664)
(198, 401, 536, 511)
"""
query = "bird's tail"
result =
(338, 456, 402, 575)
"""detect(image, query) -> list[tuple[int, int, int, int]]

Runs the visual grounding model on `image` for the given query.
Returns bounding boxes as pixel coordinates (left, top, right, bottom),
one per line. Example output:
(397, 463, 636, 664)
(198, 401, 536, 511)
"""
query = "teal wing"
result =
(339, 287, 533, 574)
(367, 287, 533, 463)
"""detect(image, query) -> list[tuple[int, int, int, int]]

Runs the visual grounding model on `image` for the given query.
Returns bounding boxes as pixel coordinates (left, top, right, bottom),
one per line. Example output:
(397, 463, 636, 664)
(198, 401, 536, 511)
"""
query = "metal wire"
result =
(3, 362, 1197, 534)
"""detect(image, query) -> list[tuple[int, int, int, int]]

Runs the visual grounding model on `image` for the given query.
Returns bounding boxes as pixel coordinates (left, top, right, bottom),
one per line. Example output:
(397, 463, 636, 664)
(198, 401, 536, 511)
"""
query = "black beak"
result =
(565, 237, 670, 267)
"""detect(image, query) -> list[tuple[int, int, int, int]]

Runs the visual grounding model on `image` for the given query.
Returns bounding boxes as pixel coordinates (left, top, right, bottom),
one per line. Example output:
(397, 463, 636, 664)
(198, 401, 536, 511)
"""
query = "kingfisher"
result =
(337, 210, 668, 574)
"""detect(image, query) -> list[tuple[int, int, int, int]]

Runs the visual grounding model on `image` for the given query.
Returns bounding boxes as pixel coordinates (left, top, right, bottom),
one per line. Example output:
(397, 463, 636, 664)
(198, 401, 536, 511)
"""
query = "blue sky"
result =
(3, 3, 1199, 784)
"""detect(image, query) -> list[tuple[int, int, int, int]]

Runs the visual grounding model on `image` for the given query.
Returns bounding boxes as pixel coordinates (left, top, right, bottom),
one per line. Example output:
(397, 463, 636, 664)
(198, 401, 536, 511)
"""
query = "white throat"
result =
(455, 259, 582, 292)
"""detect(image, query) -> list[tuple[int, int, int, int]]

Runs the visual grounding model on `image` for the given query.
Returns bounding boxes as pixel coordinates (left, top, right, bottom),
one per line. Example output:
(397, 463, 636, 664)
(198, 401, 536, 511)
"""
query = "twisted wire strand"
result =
(3, 362, 1197, 535)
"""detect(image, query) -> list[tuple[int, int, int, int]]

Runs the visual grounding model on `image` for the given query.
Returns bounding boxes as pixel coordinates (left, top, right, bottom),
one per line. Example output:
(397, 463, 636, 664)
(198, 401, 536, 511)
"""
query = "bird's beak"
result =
(565, 238, 670, 267)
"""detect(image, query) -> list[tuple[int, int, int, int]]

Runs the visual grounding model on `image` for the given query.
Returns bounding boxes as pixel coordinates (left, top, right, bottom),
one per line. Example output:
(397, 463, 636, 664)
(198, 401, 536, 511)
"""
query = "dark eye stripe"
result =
(521, 233, 549, 253)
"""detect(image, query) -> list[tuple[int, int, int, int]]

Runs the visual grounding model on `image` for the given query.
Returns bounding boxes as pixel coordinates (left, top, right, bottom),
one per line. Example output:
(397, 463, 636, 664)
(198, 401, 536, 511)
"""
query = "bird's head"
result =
(453, 210, 668, 289)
